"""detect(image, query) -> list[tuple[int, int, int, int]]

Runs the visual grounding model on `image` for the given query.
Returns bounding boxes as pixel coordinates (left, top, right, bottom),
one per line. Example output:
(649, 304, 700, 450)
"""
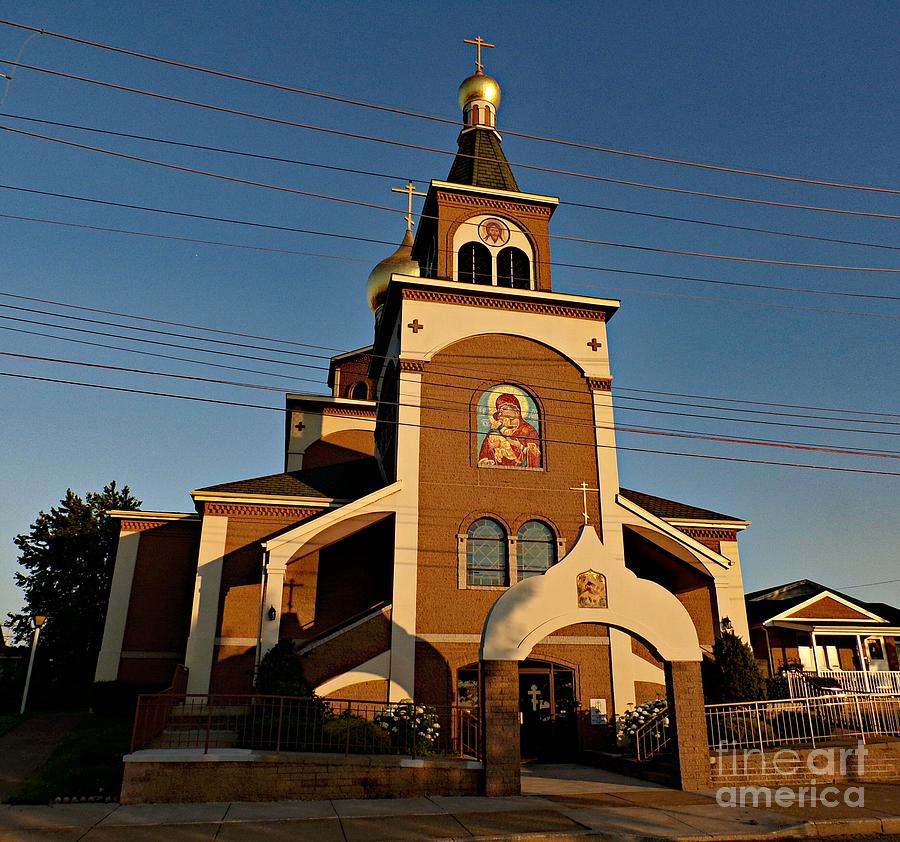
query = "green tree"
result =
(7, 482, 140, 695)
(704, 628, 767, 703)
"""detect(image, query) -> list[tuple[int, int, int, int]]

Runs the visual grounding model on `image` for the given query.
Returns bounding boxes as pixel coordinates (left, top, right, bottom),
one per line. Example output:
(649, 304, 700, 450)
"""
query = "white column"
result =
(184, 515, 228, 696)
(389, 363, 421, 702)
(811, 631, 820, 674)
(95, 530, 141, 681)
(609, 628, 636, 714)
(591, 385, 621, 547)
(259, 560, 286, 659)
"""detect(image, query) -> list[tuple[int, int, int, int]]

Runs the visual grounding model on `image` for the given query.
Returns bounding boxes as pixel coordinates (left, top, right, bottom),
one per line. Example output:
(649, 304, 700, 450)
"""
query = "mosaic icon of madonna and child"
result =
(476, 385, 542, 469)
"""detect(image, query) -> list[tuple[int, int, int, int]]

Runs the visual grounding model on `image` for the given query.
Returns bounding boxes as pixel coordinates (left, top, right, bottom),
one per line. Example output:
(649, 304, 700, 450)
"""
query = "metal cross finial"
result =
(570, 481, 600, 525)
(463, 35, 495, 74)
(391, 180, 426, 233)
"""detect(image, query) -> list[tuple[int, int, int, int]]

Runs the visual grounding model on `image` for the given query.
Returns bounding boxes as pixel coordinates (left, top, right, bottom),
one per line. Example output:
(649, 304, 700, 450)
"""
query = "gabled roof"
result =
(193, 458, 384, 502)
(618, 488, 744, 523)
(447, 128, 519, 192)
(745, 579, 900, 626)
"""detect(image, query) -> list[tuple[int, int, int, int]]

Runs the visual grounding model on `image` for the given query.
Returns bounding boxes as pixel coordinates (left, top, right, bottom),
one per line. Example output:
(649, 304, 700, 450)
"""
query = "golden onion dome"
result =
(366, 229, 420, 313)
(457, 71, 501, 110)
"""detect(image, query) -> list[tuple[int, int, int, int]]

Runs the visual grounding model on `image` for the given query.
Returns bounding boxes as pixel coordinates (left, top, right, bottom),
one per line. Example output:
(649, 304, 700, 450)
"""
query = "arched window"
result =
(472, 104, 481, 126)
(517, 520, 556, 580)
(349, 381, 369, 401)
(458, 242, 492, 285)
(466, 518, 508, 586)
(497, 247, 531, 289)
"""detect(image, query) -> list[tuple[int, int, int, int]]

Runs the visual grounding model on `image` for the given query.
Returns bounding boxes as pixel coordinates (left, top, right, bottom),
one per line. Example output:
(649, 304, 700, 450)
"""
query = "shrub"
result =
(255, 641, 313, 698)
(765, 675, 790, 701)
(615, 699, 668, 755)
(374, 699, 441, 755)
(322, 715, 392, 754)
(239, 696, 330, 751)
(707, 713, 774, 748)
(705, 631, 767, 703)
(770, 708, 832, 743)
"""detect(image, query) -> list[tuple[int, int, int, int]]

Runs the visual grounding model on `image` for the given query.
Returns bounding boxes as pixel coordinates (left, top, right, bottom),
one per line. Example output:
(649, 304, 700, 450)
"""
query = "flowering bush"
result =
(615, 699, 669, 754)
(374, 698, 441, 755)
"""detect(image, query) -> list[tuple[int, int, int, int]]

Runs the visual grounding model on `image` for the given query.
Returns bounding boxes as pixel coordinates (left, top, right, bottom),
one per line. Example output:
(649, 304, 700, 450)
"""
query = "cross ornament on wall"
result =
(463, 35, 495, 74)
(391, 180, 426, 233)
(407, 319, 424, 334)
(587, 338, 602, 352)
(570, 481, 600, 525)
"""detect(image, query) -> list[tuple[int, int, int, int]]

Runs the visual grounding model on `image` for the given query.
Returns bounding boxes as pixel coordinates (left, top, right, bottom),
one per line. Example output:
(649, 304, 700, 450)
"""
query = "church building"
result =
(95, 45, 752, 778)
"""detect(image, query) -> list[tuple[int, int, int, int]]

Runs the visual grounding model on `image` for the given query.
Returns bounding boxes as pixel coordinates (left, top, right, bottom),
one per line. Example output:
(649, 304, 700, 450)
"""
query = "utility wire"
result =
(1, 18, 898, 196)
(4, 59, 900, 223)
(5, 186, 900, 305)
(5, 123, 900, 273)
(6, 311, 900, 440)
(2, 368, 899, 477)
(4, 112, 899, 253)
(5, 349, 900, 461)
(4, 302, 900, 429)
(3, 289, 898, 420)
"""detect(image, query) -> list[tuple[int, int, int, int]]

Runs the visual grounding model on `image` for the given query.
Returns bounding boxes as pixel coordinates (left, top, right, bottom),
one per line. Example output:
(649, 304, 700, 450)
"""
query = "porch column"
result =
(810, 631, 820, 674)
(258, 557, 286, 662)
(481, 660, 521, 796)
(665, 660, 712, 791)
(855, 635, 870, 691)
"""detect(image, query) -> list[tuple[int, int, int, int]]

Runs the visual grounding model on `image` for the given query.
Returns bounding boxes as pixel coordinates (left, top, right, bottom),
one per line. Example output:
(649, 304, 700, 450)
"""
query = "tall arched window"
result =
(497, 247, 531, 289)
(458, 242, 492, 285)
(517, 520, 556, 580)
(467, 518, 508, 586)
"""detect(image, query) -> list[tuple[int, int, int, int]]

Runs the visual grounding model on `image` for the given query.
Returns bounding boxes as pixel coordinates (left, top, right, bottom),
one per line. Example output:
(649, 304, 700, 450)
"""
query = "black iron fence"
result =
(132, 693, 480, 760)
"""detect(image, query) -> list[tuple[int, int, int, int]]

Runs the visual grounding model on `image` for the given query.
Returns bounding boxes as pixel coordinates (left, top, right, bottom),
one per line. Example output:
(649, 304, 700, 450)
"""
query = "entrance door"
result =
(518, 661, 577, 761)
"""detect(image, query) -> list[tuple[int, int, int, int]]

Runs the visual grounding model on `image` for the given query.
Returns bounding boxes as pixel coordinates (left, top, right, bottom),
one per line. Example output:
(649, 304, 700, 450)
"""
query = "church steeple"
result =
(447, 36, 520, 192)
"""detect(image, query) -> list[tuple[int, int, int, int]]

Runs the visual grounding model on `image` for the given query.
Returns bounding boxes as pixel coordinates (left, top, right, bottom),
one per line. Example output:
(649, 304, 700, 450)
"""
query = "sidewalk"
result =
(0, 764, 898, 840)
(0, 714, 83, 803)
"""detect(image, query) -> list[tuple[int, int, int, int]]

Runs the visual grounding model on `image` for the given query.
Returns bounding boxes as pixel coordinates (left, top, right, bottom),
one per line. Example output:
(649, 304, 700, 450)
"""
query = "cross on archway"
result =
(407, 319, 424, 334)
(463, 35, 495, 73)
(570, 481, 599, 525)
(294, 419, 306, 433)
(391, 180, 426, 233)
(587, 338, 602, 352)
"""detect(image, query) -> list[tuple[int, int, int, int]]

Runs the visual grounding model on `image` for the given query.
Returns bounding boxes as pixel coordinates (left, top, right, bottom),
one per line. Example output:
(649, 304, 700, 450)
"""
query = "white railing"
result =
(634, 705, 671, 761)
(819, 670, 900, 695)
(786, 670, 900, 698)
(706, 694, 900, 751)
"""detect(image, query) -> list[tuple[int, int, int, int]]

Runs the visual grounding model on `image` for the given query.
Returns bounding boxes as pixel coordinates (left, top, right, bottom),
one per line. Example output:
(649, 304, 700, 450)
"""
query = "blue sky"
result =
(1, 1, 898, 627)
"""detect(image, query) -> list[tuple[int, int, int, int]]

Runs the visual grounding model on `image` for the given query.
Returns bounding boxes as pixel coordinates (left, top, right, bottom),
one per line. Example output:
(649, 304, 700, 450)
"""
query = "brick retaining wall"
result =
(120, 750, 481, 804)
(711, 740, 900, 787)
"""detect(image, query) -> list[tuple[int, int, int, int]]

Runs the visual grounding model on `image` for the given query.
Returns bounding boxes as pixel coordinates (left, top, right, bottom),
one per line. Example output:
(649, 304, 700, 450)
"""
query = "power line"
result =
(2, 18, 898, 196)
(5, 349, 900, 461)
(3, 289, 898, 423)
(2, 367, 899, 477)
(5, 112, 899, 253)
(4, 59, 900, 223)
(5, 123, 900, 274)
(5, 185, 900, 304)
(4, 298, 900, 429)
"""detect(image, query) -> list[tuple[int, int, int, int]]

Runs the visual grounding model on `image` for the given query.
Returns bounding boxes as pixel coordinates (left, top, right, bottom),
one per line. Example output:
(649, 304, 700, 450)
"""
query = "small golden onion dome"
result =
(457, 71, 501, 110)
(366, 229, 420, 313)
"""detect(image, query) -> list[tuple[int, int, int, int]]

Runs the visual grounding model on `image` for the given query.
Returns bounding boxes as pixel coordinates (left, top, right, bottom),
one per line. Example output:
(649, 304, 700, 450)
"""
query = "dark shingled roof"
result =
(619, 488, 743, 522)
(745, 579, 900, 626)
(447, 128, 519, 192)
(197, 458, 384, 501)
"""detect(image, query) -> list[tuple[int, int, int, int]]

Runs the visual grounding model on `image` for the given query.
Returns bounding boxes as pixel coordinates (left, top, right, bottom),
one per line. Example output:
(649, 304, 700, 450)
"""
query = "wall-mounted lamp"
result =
(267, 606, 277, 622)
(34, 614, 47, 628)
(721, 616, 733, 633)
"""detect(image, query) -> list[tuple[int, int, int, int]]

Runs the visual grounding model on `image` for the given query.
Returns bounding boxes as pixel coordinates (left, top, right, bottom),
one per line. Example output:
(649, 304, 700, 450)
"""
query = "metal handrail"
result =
(634, 704, 671, 761)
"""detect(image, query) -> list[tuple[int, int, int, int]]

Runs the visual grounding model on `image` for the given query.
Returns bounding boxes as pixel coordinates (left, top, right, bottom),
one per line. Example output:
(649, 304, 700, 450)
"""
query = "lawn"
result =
(8, 714, 133, 804)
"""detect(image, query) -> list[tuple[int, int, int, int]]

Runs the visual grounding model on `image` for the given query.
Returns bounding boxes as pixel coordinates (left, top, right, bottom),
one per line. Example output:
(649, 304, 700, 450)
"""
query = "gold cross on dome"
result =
(391, 181, 426, 233)
(463, 35, 495, 73)
(570, 481, 600, 525)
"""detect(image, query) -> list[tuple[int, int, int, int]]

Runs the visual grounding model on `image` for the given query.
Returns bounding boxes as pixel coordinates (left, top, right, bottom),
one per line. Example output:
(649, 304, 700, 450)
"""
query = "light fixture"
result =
(721, 616, 733, 633)
(34, 614, 47, 628)
(267, 606, 277, 622)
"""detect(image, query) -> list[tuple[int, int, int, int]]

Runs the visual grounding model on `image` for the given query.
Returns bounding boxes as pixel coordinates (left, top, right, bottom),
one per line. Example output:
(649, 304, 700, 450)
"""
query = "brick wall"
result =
(121, 753, 480, 804)
(711, 741, 900, 786)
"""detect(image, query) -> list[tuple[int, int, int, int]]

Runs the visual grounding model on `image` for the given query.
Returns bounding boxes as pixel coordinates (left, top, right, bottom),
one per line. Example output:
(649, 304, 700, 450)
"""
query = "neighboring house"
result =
(747, 579, 900, 693)
(93, 60, 753, 761)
